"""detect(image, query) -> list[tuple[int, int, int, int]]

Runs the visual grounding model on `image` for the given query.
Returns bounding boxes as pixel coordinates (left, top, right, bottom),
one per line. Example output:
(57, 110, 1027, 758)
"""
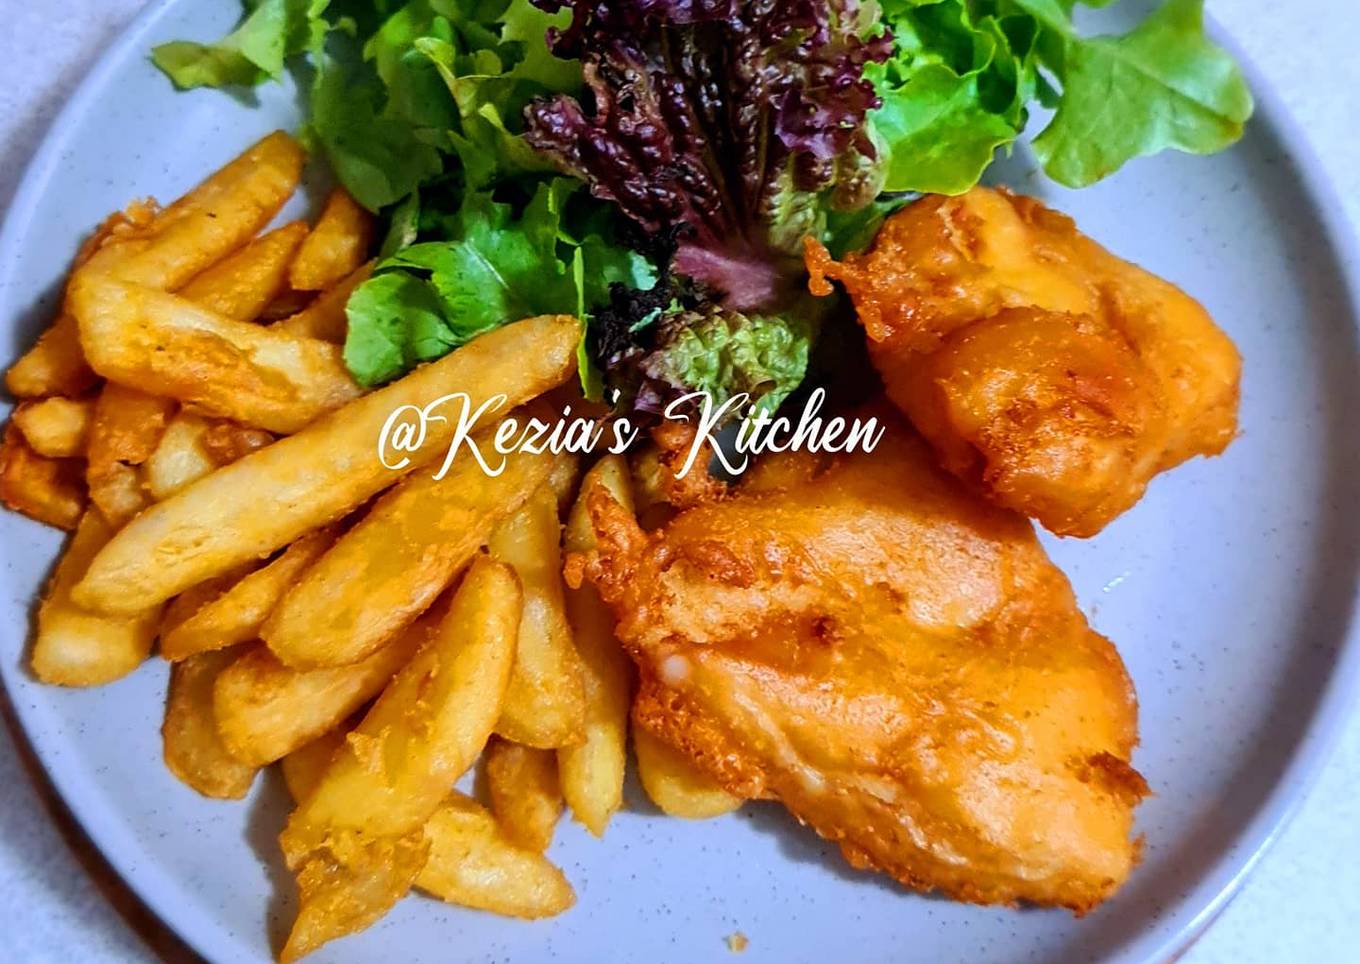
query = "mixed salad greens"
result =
(154, 0, 1251, 415)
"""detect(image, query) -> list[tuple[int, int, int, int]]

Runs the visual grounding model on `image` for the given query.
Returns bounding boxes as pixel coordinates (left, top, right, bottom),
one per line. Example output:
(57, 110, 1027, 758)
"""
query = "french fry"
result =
(279, 558, 521, 962)
(489, 484, 587, 748)
(213, 611, 431, 766)
(143, 413, 216, 501)
(417, 793, 575, 919)
(86, 131, 305, 292)
(198, 420, 274, 464)
(281, 728, 349, 804)
(259, 288, 315, 322)
(558, 455, 636, 836)
(72, 314, 580, 614)
(11, 397, 93, 459)
(68, 274, 361, 434)
(161, 527, 338, 661)
(484, 738, 564, 852)
(263, 441, 561, 670)
(178, 221, 309, 321)
(633, 724, 742, 820)
(160, 565, 254, 640)
(144, 414, 277, 502)
(5, 201, 159, 399)
(4, 312, 98, 398)
(281, 736, 575, 919)
(162, 648, 258, 799)
(0, 426, 85, 530)
(272, 261, 374, 342)
(31, 511, 161, 686)
(86, 383, 175, 526)
(289, 189, 374, 291)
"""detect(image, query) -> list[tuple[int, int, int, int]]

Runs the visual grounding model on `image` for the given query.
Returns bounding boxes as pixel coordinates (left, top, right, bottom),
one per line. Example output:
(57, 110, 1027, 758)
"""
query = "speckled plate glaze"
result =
(1, 2, 1358, 962)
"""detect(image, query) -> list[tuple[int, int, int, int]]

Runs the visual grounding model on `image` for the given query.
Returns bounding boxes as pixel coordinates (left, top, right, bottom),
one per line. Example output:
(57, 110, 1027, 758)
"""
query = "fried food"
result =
(417, 793, 575, 919)
(806, 186, 1241, 536)
(162, 648, 258, 799)
(484, 738, 564, 852)
(574, 412, 1147, 911)
(68, 274, 361, 434)
(557, 455, 634, 837)
(71, 315, 580, 614)
(289, 188, 374, 291)
(31, 511, 161, 686)
(86, 131, 304, 292)
(160, 526, 339, 661)
(279, 557, 520, 961)
(213, 616, 430, 767)
(11, 397, 93, 459)
(278, 734, 575, 922)
(489, 483, 587, 748)
(178, 220, 309, 320)
(281, 728, 350, 804)
(0, 425, 85, 530)
(633, 724, 742, 820)
(5, 311, 97, 399)
(142, 413, 219, 501)
(5, 202, 161, 399)
(85, 383, 174, 525)
(262, 437, 563, 670)
(272, 261, 374, 342)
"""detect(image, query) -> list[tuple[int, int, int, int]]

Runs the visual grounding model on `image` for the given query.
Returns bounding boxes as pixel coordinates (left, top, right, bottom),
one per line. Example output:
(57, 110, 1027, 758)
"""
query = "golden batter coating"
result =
(807, 187, 1241, 536)
(572, 413, 1147, 912)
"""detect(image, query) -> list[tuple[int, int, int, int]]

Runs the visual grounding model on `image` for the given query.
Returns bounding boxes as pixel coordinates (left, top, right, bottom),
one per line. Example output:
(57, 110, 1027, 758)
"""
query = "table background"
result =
(0, 2, 1356, 961)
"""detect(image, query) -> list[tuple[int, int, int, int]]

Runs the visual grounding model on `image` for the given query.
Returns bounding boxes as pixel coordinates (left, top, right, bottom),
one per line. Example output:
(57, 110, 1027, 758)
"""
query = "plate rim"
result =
(0, 3, 1357, 962)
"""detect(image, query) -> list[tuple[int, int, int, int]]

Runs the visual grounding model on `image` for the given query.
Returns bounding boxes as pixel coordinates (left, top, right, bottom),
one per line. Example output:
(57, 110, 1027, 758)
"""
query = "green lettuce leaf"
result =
(633, 307, 815, 416)
(1031, 0, 1254, 187)
(865, 0, 1252, 197)
(869, 0, 1032, 195)
(343, 179, 650, 387)
(152, 0, 329, 89)
(308, 47, 445, 211)
(342, 271, 452, 387)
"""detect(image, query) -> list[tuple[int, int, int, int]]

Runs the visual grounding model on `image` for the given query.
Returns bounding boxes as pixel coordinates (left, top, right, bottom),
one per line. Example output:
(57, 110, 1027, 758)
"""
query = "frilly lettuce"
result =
(153, 0, 1252, 413)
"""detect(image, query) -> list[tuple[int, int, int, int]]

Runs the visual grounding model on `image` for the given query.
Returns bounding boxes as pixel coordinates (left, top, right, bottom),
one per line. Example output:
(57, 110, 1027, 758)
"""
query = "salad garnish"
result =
(154, 0, 1252, 414)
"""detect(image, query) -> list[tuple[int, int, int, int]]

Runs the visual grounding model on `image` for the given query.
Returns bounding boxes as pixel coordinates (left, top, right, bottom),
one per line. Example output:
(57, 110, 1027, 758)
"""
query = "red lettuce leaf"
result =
(524, 0, 890, 310)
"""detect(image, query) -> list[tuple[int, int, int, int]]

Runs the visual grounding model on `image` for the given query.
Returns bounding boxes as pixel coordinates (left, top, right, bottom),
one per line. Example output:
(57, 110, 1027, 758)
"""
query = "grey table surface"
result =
(0, 2, 1356, 962)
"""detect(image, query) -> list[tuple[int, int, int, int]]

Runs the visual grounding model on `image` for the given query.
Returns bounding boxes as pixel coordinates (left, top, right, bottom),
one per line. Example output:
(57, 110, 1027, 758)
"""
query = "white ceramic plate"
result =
(2, 2, 1359, 962)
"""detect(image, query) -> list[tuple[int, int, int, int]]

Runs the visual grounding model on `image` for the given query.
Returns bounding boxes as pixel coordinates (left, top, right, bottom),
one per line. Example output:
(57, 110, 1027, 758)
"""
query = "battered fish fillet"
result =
(572, 414, 1147, 912)
(806, 187, 1242, 537)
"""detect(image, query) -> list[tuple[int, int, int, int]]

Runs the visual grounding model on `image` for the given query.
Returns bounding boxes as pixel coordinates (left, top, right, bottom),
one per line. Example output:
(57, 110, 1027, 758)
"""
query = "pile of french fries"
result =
(0, 133, 742, 960)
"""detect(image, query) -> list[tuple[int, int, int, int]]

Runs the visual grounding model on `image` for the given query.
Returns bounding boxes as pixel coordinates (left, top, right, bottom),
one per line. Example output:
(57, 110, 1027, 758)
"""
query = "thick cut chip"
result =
(68, 274, 361, 434)
(484, 738, 564, 852)
(489, 484, 587, 748)
(0, 426, 85, 531)
(86, 383, 175, 526)
(278, 558, 520, 961)
(161, 527, 338, 661)
(272, 261, 374, 343)
(633, 724, 742, 820)
(557, 456, 634, 837)
(213, 617, 429, 767)
(11, 397, 93, 459)
(178, 221, 309, 321)
(264, 442, 562, 670)
(31, 511, 161, 686)
(71, 315, 580, 614)
(417, 793, 575, 918)
(90, 131, 305, 292)
(162, 648, 258, 799)
(289, 189, 374, 292)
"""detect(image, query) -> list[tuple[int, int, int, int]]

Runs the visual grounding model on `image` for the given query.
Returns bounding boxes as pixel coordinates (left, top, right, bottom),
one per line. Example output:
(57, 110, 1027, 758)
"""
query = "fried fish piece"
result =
(806, 186, 1241, 536)
(573, 413, 1147, 911)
